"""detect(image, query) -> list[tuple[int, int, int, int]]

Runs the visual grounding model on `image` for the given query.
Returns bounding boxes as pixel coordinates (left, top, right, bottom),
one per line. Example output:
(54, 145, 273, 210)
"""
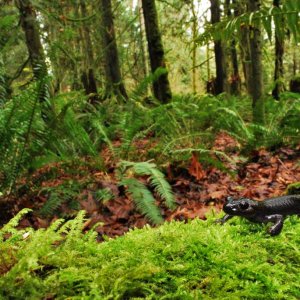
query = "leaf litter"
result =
(0, 133, 299, 240)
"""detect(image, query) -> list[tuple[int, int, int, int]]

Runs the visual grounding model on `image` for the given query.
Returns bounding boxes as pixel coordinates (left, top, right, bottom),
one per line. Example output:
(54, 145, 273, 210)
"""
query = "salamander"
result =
(217, 195, 300, 235)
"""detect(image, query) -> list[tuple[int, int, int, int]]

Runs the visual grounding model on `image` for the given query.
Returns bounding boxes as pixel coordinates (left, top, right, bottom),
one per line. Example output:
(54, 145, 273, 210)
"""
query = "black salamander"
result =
(217, 195, 300, 235)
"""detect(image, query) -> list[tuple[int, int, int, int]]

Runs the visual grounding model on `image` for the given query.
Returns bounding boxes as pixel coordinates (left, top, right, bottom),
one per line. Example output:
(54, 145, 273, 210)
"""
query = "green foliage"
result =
(119, 161, 176, 224)
(287, 182, 300, 195)
(0, 85, 100, 193)
(39, 180, 81, 217)
(121, 177, 164, 225)
(211, 94, 300, 150)
(2, 209, 300, 298)
(198, 0, 300, 44)
(1, 85, 298, 197)
(0, 84, 41, 191)
(89, 92, 299, 163)
(94, 187, 114, 203)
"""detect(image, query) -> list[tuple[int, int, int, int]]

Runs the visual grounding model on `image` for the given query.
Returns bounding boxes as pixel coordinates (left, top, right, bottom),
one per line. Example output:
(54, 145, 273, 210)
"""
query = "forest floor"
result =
(1, 133, 300, 240)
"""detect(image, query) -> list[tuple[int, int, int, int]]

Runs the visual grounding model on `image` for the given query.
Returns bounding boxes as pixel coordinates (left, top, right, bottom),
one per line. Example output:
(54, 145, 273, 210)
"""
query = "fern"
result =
(129, 162, 175, 210)
(58, 210, 86, 242)
(39, 181, 81, 217)
(0, 84, 40, 191)
(118, 161, 175, 224)
(121, 161, 176, 210)
(39, 192, 64, 217)
(0, 83, 101, 193)
(130, 67, 168, 102)
(0, 208, 32, 240)
(198, 0, 300, 45)
(120, 178, 163, 225)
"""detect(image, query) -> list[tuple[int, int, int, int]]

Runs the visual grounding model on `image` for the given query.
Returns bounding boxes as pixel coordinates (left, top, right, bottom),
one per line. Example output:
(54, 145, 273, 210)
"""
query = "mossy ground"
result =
(1, 210, 300, 299)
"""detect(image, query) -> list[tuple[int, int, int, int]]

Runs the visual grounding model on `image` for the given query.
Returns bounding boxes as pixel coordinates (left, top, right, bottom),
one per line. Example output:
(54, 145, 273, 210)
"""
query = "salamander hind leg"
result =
(265, 214, 284, 236)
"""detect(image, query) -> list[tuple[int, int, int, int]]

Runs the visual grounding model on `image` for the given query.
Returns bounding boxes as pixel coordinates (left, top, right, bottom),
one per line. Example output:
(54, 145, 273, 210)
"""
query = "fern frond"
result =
(91, 118, 115, 156)
(58, 211, 86, 240)
(0, 208, 32, 238)
(121, 178, 163, 225)
(39, 193, 63, 217)
(130, 67, 168, 102)
(120, 161, 176, 210)
(171, 148, 235, 165)
(197, 1, 300, 44)
(131, 162, 176, 210)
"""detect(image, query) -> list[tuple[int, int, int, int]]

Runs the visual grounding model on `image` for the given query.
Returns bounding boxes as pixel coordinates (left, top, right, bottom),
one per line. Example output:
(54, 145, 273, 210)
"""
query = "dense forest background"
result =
(0, 0, 300, 235)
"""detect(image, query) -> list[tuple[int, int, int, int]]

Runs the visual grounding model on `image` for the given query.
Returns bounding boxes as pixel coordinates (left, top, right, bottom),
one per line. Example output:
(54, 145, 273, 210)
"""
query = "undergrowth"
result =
(1, 209, 300, 299)
(118, 161, 176, 224)
(0, 81, 299, 222)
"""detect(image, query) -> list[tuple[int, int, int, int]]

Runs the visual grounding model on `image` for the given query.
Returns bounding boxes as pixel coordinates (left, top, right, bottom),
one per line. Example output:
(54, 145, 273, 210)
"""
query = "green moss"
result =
(1, 210, 300, 299)
(287, 182, 300, 195)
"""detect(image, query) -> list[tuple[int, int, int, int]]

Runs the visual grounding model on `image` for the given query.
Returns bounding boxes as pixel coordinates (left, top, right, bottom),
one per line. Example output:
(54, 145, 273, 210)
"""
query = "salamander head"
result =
(223, 197, 256, 216)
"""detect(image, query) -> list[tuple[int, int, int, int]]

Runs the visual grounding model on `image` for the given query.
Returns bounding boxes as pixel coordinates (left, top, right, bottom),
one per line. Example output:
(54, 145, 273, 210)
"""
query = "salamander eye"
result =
(239, 201, 249, 210)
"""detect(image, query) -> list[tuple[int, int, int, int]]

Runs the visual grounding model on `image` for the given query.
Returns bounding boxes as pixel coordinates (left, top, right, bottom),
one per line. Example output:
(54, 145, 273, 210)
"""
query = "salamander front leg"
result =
(215, 214, 234, 225)
(265, 214, 284, 236)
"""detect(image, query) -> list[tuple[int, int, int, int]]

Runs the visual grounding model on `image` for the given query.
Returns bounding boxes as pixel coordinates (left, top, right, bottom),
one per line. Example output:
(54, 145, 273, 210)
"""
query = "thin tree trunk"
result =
(248, 0, 264, 124)
(17, 0, 50, 122)
(210, 0, 227, 95)
(138, 0, 150, 96)
(100, 0, 128, 101)
(272, 0, 284, 100)
(191, 2, 198, 93)
(80, 0, 98, 104)
(141, 0, 172, 103)
(236, 0, 251, 94)
(225, 0, 240, 95)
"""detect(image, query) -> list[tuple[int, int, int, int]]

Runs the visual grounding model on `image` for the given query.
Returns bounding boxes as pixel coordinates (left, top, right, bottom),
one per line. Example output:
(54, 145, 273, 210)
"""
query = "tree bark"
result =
(137, 0, 150, 97)
(210, 0, 227, 95)
(191, 1, 198, 93)
(18, 0, 47, 80)
(100, 0, 128, 101)
(141, 0, 172, 103)
(248, 0, 265, 124)
(225, 0, 240, 95)
(80, 0, 98, 104)
(138, 0, 149, 80)
(17, 0, 50, 122)
(237, 0, 252, 94)
(271, 0, 284, 100)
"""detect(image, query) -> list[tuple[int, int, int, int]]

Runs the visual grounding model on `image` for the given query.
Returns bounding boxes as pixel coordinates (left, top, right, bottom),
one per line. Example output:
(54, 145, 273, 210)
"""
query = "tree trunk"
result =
(141, 0, 172, 103)
(138, 0, 149, 79)
(210, 0, 227, 95)
(237, 1, 252, 94)
(191, 1, 198, 93)
(248, 0, 264, 124)
(225, 0, 240, 95)
(271, 0, 284, 100)
(80, 0, 98, 104)
(137, 0, 150, 96)
(100, 0, 128, 101)
(17, 0, 50, 122)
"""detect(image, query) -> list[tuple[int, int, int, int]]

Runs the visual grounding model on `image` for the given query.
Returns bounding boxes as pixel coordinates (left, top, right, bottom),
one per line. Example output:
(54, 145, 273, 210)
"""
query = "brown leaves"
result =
(188, 152, 206, 180)
(1, 132, 299, 241)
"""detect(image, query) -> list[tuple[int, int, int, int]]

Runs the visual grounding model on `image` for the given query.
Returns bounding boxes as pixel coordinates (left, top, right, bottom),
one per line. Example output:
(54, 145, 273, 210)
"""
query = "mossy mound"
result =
(1, 210, 300, 299)
(287, 182, 300, 195)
